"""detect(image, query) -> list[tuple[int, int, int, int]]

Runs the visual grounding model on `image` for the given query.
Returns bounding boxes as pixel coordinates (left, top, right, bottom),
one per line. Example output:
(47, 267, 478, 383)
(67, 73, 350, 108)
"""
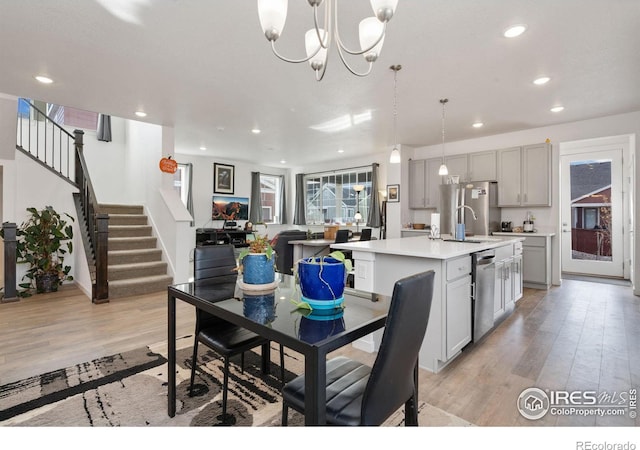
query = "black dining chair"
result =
(281, 269, 435, 426)
(334, 229, 350, 243)
(359, 228, 372, 241)
(189, 244, 285, 422)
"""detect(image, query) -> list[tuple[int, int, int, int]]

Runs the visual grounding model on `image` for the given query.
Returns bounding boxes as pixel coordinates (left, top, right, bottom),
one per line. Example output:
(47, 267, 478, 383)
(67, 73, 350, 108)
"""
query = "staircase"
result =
(101, 204, 173, 299)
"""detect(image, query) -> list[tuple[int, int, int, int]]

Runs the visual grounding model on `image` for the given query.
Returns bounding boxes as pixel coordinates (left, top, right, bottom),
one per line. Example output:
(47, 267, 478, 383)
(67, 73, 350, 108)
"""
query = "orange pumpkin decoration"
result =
(159, 156, 178, 174)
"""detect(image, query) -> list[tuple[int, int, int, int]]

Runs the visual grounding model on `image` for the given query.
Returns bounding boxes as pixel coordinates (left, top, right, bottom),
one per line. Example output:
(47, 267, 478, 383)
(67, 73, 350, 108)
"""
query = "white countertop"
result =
(493, 231, 556, 237)
(331, 235, 525, 260)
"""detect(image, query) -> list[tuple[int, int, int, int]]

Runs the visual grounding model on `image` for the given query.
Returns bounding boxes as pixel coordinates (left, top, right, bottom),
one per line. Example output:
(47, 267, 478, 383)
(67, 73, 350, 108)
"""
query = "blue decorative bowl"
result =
(243, 292, 276, 325)
(298, 312, 345, 344)
(297, 257, 346, 300)
(242, 253, 275, 284)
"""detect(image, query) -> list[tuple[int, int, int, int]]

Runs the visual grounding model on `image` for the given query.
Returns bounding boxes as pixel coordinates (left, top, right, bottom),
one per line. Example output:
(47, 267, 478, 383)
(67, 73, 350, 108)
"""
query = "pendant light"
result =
(389, 64, 402, 164)
(438, 98, 449, 176)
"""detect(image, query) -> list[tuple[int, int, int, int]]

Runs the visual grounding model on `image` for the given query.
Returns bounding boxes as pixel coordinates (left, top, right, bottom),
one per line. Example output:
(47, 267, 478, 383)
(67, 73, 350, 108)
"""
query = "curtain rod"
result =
(304, 162, 379, 177)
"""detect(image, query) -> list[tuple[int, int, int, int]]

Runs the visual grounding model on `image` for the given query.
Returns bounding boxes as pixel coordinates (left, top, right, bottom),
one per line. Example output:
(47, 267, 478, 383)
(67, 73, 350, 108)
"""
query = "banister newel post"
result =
(2, 222, 18, 302)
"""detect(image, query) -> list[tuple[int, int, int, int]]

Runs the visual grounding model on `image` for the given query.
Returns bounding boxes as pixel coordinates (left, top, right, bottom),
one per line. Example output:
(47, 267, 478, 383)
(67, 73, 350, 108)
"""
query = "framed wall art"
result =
(213, 163, 235, 194)
(387, 184, 399, 202)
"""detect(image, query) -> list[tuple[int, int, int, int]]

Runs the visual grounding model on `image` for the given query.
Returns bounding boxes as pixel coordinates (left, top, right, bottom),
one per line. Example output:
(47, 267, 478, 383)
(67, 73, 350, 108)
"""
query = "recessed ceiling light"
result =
(472, 122, 484, 128)
(280, 159, 286, 164)
(550, 105, 564, 113)
(199, 146, 206, 151)
(135, 111, 147, 117)
(337, 149, 344, 153)
(533, 76, 550, 85)
(34, 75, 53, 84)
(251, 128, 261, 134)
(503, 24, 527, 38)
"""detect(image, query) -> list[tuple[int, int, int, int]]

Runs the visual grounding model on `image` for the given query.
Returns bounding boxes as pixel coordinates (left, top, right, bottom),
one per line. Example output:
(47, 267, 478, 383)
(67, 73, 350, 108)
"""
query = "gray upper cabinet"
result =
(409, 158, 443, 209)
(468, 150, 497, 181)
(497, 143, 551, 207)
(409, 159, 427, 209)
(443, 155, 468, 182)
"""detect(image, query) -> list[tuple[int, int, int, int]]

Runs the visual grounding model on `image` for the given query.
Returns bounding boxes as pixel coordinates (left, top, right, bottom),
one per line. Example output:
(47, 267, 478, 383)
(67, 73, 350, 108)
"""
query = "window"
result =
(174, 163, 191, 206)
(260, 174, 282, 224)
(46, 103, 98, 130)
(304, 168, 371, 225)
(583, 208, 598, 229)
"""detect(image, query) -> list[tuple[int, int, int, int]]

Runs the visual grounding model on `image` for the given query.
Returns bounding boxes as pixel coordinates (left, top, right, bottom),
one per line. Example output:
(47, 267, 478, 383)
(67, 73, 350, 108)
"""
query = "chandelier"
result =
(257, 0, 399, 81)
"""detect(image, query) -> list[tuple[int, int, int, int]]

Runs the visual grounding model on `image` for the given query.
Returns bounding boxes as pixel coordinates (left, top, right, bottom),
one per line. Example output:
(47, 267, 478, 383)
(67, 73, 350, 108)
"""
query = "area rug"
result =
(0, 335, 471, 427)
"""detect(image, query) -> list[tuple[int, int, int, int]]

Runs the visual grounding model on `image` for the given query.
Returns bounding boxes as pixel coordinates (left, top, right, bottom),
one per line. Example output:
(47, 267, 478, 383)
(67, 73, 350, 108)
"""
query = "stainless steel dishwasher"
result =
(472, 249, 496, 342)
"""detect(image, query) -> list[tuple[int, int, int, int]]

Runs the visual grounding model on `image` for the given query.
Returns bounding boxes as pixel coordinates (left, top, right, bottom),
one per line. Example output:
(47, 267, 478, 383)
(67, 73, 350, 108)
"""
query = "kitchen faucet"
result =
(456, 204, 478, 222)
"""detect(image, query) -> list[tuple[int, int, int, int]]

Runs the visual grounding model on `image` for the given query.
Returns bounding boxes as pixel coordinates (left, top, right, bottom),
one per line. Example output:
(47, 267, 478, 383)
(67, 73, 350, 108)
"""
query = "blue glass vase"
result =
(297, 257, 346, 300)
(242, 253, 275, 284)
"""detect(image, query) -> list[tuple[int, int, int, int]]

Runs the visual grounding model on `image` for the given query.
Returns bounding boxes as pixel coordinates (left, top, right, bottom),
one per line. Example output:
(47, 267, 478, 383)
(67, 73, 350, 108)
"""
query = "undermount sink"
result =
(443, 236, 503, 243)
(443, 239, 484, 243)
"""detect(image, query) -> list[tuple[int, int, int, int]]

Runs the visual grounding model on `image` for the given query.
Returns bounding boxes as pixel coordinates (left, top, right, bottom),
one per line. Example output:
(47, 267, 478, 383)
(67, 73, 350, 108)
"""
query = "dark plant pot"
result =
(36, 273, 60, 293)
(297, 257, 346, 300)
(242, 253, 275, 284)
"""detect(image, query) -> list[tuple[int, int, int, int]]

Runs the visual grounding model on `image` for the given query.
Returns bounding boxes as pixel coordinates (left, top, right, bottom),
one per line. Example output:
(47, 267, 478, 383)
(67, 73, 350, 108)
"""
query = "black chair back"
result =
(360, 270, 435, 425)
(334, 229, 350, 243)
(194, 244, 237, 280)
(359, 228, 372, 241)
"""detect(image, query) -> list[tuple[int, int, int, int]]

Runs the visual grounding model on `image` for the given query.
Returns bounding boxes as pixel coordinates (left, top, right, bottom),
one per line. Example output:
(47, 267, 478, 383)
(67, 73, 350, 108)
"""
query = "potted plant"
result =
(296, 251, 352, 306)
(237, 233, 275, 285)
(8, 206, 74, 296)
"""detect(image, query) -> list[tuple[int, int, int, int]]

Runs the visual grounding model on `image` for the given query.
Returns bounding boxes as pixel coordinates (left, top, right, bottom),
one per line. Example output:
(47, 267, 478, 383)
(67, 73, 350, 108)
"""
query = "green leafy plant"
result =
(2, 206, 75, 297)
(237, 234, 274, 261)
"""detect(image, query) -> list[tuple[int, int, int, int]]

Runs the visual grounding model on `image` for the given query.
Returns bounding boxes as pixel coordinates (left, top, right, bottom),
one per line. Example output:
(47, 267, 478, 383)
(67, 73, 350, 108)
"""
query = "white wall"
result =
(177, 153, 291, 237)
(0, 95, 17, 160)
(6, 151, 91, 296)
(78, 117, 129, 203)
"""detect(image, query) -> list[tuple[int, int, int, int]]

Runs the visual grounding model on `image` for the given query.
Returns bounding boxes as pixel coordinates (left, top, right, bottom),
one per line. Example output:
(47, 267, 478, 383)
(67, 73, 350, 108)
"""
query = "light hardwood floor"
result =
(1, 279, 638, 427)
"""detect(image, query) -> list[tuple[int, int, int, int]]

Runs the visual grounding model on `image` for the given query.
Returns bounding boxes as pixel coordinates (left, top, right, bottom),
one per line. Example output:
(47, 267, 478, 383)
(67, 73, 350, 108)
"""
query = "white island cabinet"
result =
(332, 235, 524, 373)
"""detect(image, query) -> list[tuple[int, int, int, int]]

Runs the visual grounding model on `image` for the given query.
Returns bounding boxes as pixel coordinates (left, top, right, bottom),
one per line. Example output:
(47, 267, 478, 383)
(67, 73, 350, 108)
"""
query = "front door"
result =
(560, 145, 624, 278)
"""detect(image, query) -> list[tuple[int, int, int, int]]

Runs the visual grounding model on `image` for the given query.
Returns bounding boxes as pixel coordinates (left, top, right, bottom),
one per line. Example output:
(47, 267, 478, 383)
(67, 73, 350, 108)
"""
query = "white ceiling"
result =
(1, 1, 638, 169)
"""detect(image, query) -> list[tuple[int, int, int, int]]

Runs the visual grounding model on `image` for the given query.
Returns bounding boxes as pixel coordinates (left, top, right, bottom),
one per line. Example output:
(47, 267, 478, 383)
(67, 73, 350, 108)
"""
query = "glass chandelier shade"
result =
(257, 0, 398, 81)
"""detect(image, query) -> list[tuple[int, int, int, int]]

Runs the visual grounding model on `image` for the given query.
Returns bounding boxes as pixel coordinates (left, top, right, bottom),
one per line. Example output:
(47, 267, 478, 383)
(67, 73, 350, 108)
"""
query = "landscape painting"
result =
(212, 196, 249, 220)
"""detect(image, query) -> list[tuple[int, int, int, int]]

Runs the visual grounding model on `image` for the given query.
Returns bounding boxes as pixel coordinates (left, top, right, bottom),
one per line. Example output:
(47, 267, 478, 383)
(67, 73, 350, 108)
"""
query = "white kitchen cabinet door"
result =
(446, 274, 472, 359)
(497, 147, 522, 206)
(468, 150, 497, 182)
(502, 257, 514, 312)
(512, 254, 523, 301)
(522, 143, 551, 206)
(409, 159, 426, 209)
(493, 260, 505, 320)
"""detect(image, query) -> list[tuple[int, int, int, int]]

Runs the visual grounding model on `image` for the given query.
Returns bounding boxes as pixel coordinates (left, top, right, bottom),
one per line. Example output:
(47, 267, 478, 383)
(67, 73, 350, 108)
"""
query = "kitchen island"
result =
(332, 234, 525, 373)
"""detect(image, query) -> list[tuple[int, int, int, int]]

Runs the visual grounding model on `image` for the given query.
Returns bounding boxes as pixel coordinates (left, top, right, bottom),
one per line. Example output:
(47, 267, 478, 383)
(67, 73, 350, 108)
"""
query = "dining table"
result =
(167, 272, 389, 425)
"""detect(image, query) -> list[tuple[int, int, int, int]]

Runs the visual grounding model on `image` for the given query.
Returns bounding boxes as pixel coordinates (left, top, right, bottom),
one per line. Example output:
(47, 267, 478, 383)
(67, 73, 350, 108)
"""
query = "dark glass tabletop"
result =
(169, 273, 389, 352)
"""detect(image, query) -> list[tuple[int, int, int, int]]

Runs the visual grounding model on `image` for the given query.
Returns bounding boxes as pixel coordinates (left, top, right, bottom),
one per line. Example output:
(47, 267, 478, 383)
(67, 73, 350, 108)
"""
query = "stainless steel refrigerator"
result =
(439, 181, 500, 237)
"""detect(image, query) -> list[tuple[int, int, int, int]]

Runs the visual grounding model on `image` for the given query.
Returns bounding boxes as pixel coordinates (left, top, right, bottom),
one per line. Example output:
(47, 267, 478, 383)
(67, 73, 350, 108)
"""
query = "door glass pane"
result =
(569, 160, 612, 261)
